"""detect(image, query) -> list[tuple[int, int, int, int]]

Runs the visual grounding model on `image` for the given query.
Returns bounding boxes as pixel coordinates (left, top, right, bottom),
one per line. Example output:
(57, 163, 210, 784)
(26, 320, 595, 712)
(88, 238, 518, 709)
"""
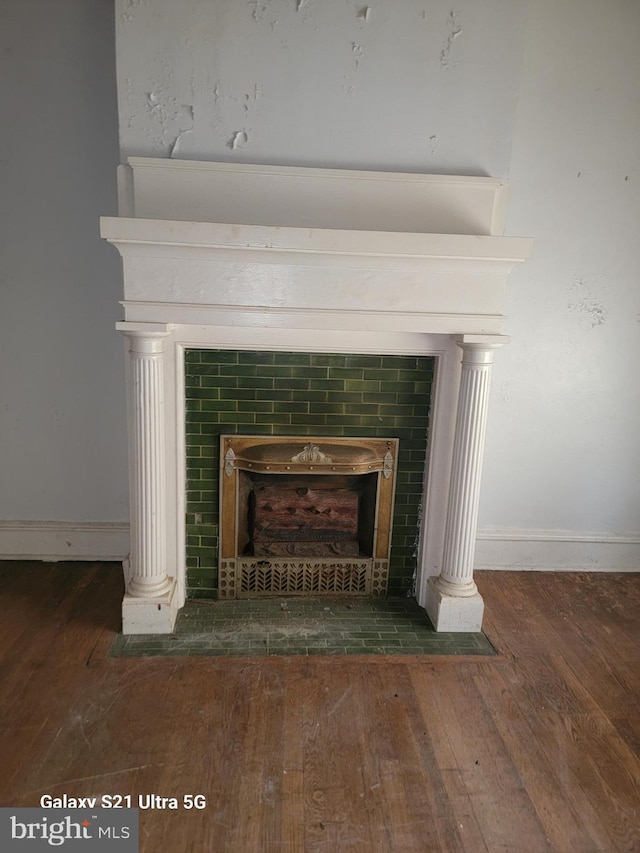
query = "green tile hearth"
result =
(110, 597, 497, 658)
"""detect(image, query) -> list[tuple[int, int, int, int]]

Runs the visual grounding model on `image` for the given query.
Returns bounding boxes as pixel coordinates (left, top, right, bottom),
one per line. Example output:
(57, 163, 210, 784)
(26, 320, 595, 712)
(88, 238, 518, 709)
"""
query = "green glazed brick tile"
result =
(199, 350, 239, 364)
(327, 391, 362, 404)
(274, 352, 312, 366)
(328, 367, 364, 380)
(291, 390, 327, 402)
(186, 412, 221, 425)
(290, 413, 330, 426)
(219, 388, 256, 400)
(307, 403, 344, 415)
(379, 404, 413, 416)
(187, 386, 223, 400)
(308, 378, 346, 391)
(201, 399, 238, 412)
(380, 380, 422, 394)
(381, 356, 421, 369)
(257, 388, 293, 401)
(260, 365, 294, 377)
(292, 366, 329, 379)
(220, 363, 258, 377)
(256, 412, 292, 425)
(238, 377, 274, 389)
(343, 403, 379, 415)
(361, 392, 397, 404)
(344, 379, 381, 393)
(212, 376, 241, 389)
(238, 351, 275, 365)
(274, 401, 310, 414)
(238, 400, 274, 413)
(185, 351, 201, 364)
(273, 376, 310, 391)
(199, 377, 223, 390)
(187, 527, 217, 541)
(345, 355, 383, 368)
(324, 415, 367, 427)
(268, 424, 322, 436)
(310, 353, 352, 367)
(359, 368, 400, 381)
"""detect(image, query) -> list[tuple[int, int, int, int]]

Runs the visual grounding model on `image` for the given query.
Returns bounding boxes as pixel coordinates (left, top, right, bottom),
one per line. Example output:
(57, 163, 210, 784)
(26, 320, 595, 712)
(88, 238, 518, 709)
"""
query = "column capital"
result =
(117, 322, 174, 353)
(454, 334, 510, 365)
(455, 333, 510, 349)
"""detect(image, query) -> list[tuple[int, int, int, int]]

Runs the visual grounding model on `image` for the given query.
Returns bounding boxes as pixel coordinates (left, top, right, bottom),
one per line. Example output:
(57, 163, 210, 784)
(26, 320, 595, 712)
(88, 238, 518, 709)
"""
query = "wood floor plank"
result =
(428, 666, 554, 852)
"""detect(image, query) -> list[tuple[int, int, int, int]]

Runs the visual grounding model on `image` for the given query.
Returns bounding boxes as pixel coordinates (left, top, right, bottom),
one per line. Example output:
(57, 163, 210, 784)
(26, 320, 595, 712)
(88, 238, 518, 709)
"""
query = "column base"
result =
(122, 578, 178, 635)
(425, 575, 484, 632)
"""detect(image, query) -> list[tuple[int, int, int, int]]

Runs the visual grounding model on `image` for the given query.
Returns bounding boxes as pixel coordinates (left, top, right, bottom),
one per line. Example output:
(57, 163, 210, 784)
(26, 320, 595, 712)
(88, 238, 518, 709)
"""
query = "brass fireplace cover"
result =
(219, 436, 399, 598)
(223, 437, 394, 476)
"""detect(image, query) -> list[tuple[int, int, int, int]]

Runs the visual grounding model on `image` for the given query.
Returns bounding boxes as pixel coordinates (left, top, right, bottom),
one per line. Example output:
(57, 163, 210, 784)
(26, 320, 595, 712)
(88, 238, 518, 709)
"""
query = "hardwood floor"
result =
(0, 562, 638, 852)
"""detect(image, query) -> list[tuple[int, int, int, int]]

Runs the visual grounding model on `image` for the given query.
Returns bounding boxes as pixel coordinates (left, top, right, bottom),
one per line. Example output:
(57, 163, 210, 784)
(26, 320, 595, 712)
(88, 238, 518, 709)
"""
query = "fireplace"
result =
(219, 436, 399, 597)
(100, 157, 532, 634)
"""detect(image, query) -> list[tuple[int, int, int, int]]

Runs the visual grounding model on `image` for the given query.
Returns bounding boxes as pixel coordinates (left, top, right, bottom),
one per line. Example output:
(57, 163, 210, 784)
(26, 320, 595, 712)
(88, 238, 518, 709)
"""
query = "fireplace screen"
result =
(219, 436, 399, 597)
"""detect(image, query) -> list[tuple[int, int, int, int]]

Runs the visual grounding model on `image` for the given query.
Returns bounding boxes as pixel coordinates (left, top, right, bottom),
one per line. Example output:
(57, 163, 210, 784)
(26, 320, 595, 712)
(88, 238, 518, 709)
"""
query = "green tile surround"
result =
(111, 597, 497, 658)
(185, 350, 435, 599)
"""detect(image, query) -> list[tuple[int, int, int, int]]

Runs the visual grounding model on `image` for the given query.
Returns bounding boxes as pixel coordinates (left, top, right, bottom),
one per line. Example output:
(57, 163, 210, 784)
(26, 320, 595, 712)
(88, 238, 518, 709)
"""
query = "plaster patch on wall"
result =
(296, 0, 310, 10)
(429, 134, 438, 154)
(119, 0, 146, 24)
(352, 42, 364, 70)
(440, 11, 462, 67)
(171, 128, 194, 158)
(227, 130, 249, 149)
(357, 6, 371, 21)
(249, 1, 267, 23)
(141, 92, 196, 154)
(567, 277, 608, 329)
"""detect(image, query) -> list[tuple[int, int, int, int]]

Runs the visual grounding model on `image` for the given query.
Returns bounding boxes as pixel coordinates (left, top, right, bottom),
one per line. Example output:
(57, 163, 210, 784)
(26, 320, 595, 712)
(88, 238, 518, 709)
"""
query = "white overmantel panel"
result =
(106, 159, 533, 337)
(122, 158, 510, 236)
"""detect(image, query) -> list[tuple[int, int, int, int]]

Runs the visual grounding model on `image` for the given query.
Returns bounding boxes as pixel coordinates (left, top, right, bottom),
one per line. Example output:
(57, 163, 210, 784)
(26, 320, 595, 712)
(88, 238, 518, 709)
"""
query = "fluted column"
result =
(436, 338, 505, 598)
(122, 330, 173, 598)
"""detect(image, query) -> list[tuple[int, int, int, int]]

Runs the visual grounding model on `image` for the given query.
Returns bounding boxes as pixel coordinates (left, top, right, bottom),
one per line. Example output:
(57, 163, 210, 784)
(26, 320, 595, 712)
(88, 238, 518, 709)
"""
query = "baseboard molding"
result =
(0, 521, 129, 562)
(476, 528, 640, 572)
(1, 521, 638, 573)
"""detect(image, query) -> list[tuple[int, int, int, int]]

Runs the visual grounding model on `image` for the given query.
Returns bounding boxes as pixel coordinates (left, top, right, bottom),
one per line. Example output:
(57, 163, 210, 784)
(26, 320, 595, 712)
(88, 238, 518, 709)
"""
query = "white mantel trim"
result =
(101, 217, 532, 264)
(101, 158, 535, 634)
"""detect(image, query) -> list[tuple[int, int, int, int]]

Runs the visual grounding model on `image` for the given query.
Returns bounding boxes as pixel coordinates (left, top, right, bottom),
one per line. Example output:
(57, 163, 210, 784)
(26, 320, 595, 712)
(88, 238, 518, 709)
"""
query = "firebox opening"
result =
(238, 472, 378, 559)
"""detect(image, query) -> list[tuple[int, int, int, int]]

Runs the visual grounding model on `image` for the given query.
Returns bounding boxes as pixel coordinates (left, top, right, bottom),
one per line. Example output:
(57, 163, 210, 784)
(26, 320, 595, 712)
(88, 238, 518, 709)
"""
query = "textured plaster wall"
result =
(116, 0, 526, 175)
(0, 1, 127, 522)
(481, 0, 640, 534)
(114, 0, 640, 540)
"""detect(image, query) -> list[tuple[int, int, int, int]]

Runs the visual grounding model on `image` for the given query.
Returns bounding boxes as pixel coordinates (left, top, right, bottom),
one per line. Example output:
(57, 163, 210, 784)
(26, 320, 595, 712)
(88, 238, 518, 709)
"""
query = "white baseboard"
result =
(0, 521, 129, 562)
(476, 528, 640, 572)
(1, 521, 638, 573)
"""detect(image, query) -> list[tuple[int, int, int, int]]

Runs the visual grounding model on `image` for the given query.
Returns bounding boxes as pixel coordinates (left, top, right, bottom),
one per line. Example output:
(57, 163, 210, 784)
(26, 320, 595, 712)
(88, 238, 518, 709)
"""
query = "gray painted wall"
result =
(0, 0, 127, 522)
(1, 0, 638, 554)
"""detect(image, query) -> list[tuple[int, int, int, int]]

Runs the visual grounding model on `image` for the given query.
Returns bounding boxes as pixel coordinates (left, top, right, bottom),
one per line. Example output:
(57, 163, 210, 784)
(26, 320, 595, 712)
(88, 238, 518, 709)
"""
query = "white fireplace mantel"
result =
(101, 158, 533, 634)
